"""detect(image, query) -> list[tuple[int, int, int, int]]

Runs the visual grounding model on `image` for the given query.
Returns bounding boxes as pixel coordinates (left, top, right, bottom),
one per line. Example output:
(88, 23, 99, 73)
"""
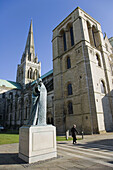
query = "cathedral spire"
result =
(25, 20, 35, 56)
(16, 20, 41, 85)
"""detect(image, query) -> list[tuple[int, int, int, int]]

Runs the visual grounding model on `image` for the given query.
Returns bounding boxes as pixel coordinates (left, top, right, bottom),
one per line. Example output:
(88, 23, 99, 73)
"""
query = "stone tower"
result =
(52, 7, 113, 135)
(16, 20, 41, 85)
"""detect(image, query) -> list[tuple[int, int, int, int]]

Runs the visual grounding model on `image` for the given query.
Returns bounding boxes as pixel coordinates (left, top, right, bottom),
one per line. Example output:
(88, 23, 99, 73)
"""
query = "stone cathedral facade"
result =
(0, 20, 53, 129)
(0, 7, 113, 134)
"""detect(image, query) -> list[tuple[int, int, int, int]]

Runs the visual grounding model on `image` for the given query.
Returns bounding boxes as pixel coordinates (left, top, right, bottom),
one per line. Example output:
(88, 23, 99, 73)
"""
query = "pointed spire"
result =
(25, 20, 35, 56)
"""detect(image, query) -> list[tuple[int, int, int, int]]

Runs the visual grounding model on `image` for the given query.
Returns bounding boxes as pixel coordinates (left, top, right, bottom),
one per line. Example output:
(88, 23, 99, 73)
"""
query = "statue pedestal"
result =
(18, 125, 57, 163)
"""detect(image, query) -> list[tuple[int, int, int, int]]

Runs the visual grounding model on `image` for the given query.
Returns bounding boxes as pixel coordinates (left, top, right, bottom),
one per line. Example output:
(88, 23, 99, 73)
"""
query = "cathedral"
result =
(0, 7, 113, 134)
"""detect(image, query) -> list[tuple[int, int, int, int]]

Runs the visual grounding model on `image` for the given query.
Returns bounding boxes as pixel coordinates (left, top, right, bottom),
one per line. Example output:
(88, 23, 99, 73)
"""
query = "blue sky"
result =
(0, 0, 113, 81)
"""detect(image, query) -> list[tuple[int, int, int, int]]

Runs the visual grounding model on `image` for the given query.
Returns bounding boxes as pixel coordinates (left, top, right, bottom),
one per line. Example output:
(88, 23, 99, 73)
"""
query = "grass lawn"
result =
(0, 133, 19, 145)
(0, 133, 81, 145)
(56, 136, 73, 141)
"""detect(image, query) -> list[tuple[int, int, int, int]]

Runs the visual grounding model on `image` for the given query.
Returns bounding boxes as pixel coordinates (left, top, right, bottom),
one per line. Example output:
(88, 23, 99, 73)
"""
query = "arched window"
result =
(25, 106, 27, 119)
(96, 54, 101, 67)
(67, 57, 71, 69)
(33, 69, 38, 80)
(68, 83, 72, 95)
(63, 32, 67, 51)
(87, 21, 92, 45)
(28, 53, 31, 61)
(100, 80, 106, 94)
(35, 70, 38, 79)
(27, 70, 29, 78)
(29, 68, 33, 79)
(9, 92, 13, 100)
(92, 26, 96, 47)
(68, 102, 73, 114)
(33, 71, 35, 79)
(70, 26, 74, 46)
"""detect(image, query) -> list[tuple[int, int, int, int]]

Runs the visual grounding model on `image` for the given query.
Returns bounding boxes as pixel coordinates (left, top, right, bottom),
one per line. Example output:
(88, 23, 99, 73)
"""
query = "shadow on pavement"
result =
(0, 153, 62, 166)
(0, 153, 26, 165)
(74, 138, 113, 151)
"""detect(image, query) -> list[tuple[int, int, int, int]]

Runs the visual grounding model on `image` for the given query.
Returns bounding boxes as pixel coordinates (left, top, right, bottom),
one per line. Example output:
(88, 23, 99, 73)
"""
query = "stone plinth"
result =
(18, 125, 57, 163)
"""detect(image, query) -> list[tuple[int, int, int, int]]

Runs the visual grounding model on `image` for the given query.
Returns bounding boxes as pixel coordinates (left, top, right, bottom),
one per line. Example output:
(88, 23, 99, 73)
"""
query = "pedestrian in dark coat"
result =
(71, 124, 78, 144)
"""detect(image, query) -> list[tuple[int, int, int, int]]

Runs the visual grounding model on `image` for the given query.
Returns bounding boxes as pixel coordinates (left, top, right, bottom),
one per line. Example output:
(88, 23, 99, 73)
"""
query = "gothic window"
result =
(87, 21, 92, 45)
(100, 80, 106, 94)
(68, 83, 72, 95)
(33, 69, 38, 80)
(70, 26, 74, 46)
(35, 70, 38, 79)
(92, 26, 96, 47)
(9, 92, 13, 100)
(67, 56, 71, 69)
(28, 53, 31, 61)
(25, 106, 27, 119)
(96, 54, 101, 67)
(29, 68, 33, 79)
(68, 101, 73, 114)
(63, 32, 67, 51)
(27, 70, 29, 78)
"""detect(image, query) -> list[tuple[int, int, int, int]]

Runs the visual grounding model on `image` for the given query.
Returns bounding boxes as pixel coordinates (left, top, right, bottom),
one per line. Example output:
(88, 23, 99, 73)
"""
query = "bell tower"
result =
(16, 20, 41, 85)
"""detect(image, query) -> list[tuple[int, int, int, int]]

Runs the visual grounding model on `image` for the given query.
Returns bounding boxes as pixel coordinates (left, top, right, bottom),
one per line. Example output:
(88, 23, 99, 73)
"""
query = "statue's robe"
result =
(38, 83, 47, 125)
(27, 82, 47, 126)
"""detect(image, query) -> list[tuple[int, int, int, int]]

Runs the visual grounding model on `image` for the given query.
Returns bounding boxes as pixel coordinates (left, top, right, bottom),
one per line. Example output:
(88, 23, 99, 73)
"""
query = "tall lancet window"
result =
(68, 101, 73, 114)
(92, 26, 96, 47)
(27, 70, 29, 78)
(96, 54, 101, 67)
(67, 56, 71, 69)
(29, 68, 33, 79)
(33, 69, 38, 80)
(28, 54, 31, 61)
(70, 26, 74, 46)
(63, 32, 67, 51)
(100, 80, 106, 94)
(68, 83, 72, 95)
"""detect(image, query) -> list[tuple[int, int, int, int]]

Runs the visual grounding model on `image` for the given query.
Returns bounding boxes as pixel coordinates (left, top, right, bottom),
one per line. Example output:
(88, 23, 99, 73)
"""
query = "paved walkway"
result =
(0, 133, 113, 169)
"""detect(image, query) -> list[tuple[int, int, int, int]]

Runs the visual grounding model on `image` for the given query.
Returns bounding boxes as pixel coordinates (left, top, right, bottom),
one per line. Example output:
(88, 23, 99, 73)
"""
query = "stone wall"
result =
(52, 7, 113, 135)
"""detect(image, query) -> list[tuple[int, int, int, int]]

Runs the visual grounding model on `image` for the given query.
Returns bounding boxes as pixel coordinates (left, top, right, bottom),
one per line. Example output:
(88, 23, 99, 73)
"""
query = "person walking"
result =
(71, 124, 78, 144)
